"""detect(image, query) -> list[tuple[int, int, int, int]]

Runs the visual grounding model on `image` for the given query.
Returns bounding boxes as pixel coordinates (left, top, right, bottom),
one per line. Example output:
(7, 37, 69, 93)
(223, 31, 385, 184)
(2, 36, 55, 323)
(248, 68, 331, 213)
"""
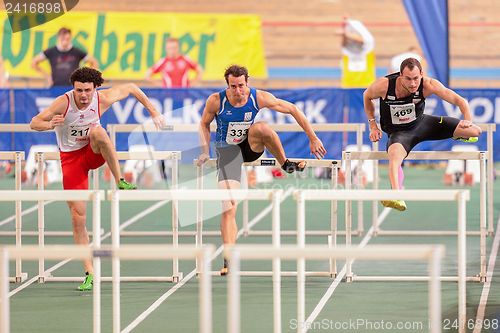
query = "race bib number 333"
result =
(390, 103, 416, 125)
(226, 121, 252, 145)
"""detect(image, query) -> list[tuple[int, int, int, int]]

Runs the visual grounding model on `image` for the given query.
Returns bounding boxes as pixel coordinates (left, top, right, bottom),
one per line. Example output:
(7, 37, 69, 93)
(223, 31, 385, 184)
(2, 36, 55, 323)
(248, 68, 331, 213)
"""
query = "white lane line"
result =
(122, 188, 294, 332)
(305, 207, 392, 330)
(472, 214, 500, 333)
(0, 201, 55, 227)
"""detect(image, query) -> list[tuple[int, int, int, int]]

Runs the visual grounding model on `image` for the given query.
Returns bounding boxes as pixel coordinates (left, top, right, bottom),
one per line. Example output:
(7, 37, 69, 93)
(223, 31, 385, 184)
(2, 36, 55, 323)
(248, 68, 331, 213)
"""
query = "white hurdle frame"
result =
(0, 190, 103, 283)
(107, 122, 368, 233)
(344, 150, 488, 281)
(226, 244, 445, 333)
(294, 189, 469, 333)
(0, 152, 25, 282)
(478, 123, 496, 235)
(109, 189, 293, 278)
(0, 244, 213, 333)
(30, 150, 180, 235)
(36, 151, 181, 282)
(195, 158, 343, 239)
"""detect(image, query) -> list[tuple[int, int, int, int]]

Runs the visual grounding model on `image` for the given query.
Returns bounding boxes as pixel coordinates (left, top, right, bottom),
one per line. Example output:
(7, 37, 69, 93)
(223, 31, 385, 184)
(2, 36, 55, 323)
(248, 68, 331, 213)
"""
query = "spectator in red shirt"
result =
(145, 37, 203, 88)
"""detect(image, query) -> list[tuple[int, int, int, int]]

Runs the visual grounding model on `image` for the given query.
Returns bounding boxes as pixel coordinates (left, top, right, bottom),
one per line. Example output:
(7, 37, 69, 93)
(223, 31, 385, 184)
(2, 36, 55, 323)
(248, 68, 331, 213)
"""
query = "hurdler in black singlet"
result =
(378, 73, 460, 153)
(379, 72, 426, 134)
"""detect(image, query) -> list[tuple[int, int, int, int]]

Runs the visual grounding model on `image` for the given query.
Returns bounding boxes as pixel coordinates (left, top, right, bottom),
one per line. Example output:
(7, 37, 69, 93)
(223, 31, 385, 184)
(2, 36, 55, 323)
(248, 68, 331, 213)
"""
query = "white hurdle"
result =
(0, 190, 103, 283)
(107, 122, 369, 234)
(478, 123, 496, 235)
(0, 244, 214, 333)
(294, 189, 469, 333)
(195, 158, 343, 239)
(0, 152, 25, 282)
(106, 123, 367, 148)
(29, 150, 180, 236)
(108, 189, 285, 279)
(344, 150, 488, 281)
(226, 244, 445, 333)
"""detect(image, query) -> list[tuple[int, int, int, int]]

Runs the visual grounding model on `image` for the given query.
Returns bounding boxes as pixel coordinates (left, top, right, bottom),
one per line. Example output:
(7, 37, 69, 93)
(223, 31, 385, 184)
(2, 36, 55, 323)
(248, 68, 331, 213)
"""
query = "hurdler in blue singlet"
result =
(215, 87, 260, 147)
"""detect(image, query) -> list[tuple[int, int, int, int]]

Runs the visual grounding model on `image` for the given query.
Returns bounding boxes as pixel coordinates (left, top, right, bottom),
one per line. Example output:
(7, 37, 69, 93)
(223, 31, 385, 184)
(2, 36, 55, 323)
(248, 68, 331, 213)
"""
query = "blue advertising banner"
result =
(6, 87, 500, 161)
(403, 0, 449, 86)
(0, 89, 11, 151)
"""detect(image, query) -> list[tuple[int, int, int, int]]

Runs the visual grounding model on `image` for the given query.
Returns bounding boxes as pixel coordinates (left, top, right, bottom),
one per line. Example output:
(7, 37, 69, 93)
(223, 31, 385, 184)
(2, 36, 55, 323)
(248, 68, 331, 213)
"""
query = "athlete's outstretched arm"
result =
(30, 95, 67, 131)
(99, 83, 164, 128)
(257, 90, 326, 159)
(424, 78, 472, 121)
(197, 93, 219, 165)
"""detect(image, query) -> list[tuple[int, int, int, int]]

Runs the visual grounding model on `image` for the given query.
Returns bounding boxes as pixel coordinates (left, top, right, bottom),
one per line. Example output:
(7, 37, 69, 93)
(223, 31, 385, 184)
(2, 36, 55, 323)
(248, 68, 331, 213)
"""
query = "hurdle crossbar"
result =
(106, 122, 366, 134)
(343, 150, 487, 281)
(294, 189, 469, 333)
(0, 244, 214, 333)
(226, 244, 445, 333)
(38, 150, 181, 161)
(0, 124, 49, 132)
(194, 157, 339, 168)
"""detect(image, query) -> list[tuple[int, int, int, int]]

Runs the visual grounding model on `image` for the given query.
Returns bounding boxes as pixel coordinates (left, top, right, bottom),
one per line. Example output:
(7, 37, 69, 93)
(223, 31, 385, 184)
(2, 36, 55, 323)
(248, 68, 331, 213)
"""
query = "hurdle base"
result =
(172, 273, 184, 283)
(374, 230, 483, 237)
(0, 229, 105, 237)
(350, 275, 482, 282)
(43, 276, 183, 282)
(207, 270, 336, 277)
(9, 272, 28, 283)
(119, 230, 364, 237)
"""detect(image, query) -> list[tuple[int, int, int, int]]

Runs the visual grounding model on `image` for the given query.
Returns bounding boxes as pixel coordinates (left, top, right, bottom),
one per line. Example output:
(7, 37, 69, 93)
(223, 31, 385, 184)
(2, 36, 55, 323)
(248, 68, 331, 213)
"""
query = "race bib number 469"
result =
(226, 121, 251, 145)
(390, 103, 416, 125)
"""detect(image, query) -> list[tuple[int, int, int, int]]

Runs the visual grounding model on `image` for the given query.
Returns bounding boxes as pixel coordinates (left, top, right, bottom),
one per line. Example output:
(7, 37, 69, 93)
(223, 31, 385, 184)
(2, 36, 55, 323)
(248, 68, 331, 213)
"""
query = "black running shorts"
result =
(386, 114, 460, 154)
(216, 138, 264, 182)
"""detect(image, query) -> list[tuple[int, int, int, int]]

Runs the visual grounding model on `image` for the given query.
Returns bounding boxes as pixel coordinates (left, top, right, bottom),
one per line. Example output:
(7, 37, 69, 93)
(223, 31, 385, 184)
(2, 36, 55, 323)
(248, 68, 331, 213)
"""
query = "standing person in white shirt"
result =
(389, 46, 423, 74)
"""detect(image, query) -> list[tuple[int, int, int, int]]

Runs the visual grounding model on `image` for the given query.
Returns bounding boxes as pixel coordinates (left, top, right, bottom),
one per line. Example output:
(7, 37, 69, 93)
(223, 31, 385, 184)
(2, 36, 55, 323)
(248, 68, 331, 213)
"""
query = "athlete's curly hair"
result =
(70, 67, 104, 87)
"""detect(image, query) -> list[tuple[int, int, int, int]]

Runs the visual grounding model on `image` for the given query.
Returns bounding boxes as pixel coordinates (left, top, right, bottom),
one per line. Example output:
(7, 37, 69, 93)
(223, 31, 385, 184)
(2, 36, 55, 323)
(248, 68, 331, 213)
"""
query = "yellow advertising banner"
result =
(0, 11, 268, 80)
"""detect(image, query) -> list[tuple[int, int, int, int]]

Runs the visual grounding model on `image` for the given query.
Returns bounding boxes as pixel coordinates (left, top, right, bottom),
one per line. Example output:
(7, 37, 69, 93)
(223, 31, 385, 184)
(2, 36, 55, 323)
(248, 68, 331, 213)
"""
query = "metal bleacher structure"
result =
(8, 0, 500, 89)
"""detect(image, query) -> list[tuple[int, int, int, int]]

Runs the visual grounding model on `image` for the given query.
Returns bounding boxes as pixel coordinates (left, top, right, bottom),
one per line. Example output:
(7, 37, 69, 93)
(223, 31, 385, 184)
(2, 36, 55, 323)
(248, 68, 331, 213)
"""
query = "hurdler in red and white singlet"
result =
(56, 90, 105, 190)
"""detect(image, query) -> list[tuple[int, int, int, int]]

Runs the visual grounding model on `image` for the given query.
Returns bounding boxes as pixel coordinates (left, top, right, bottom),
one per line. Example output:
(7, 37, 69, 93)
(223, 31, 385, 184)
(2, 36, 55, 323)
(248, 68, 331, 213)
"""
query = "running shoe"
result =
(118, 178, 137, 190)
(452, 137, 478, 143)
(220, 258, 229, 276)
(381, 200, 407, 211)
(77, 273, 93, 291)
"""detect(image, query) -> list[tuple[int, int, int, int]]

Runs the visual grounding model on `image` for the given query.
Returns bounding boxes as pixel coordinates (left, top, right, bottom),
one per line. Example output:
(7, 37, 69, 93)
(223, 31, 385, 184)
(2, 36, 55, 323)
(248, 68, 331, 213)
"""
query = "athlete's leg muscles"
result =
(67, 200, 93, 273)
(218, 179, 240, 246)
(247, 122, 286, 165)
(89, 126, 121, 184)
(387, 143, 406, 190)
(452, 122, 482, 139)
